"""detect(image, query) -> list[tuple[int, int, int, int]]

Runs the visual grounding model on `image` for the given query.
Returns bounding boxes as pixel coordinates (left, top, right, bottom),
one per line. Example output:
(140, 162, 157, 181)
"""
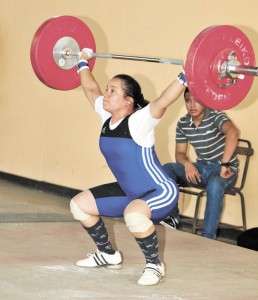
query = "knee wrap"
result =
(70, 199, 91, 221)
(124, 212, 153, 233)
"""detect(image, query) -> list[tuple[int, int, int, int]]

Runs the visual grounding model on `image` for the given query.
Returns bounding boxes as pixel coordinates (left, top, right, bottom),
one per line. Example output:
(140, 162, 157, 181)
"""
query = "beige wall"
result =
(0, 0, 257, 228)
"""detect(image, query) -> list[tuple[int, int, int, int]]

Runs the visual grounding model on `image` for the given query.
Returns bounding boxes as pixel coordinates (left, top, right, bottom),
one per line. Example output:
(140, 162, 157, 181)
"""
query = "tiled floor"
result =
(1, 178, 258, 300)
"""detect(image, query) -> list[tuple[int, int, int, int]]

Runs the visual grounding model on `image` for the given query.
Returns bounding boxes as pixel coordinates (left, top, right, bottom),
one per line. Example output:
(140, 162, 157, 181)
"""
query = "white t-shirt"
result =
(95, 95, 161, 147)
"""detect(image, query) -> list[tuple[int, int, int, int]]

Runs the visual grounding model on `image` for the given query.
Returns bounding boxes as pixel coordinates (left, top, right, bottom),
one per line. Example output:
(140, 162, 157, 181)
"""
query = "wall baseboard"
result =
(0, 172, 82, 198)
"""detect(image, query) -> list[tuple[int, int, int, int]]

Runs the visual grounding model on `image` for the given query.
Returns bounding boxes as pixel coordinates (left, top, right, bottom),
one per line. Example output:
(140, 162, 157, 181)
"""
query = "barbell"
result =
(30, 15, 258, 110)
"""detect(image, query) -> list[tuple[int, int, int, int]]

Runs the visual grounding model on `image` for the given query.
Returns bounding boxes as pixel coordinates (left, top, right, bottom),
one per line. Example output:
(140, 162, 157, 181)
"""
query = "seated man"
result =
(160, 87, 239, 239)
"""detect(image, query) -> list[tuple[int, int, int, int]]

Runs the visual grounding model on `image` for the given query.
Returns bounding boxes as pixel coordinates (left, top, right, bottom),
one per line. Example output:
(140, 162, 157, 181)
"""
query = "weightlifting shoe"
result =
(137, 263, 165, 286)
(76, 249, 122, 269)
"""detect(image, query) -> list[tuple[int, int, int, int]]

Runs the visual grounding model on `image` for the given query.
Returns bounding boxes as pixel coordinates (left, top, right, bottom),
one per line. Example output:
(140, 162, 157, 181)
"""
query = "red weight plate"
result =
(185, 25, 255, 110)
(30, 15, 96, 90)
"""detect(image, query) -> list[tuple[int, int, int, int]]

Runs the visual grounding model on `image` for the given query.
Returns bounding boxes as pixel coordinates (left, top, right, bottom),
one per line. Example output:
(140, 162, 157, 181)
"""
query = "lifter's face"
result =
(103, 78, 132, 113)
(184, 91, 205, 119)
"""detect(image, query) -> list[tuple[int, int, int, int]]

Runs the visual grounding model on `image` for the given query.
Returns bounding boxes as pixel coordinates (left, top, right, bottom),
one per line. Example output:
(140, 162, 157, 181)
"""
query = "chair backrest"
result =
(231, 139, 254, 192)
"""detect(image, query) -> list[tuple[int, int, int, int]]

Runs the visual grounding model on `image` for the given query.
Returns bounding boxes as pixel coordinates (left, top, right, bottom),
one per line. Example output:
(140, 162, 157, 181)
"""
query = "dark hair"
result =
(113, 74, 149, 110)
(184, 87, 190, 99)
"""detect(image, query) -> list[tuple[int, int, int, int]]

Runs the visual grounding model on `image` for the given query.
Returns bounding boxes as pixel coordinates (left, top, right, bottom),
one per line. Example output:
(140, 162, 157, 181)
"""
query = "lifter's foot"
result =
(137, 263, 165, 285)
(76, 249, 122, 269)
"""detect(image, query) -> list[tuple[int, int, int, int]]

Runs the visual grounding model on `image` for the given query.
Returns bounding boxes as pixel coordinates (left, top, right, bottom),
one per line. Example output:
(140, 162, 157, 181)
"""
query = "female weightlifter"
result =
(70, 48, 186, 285)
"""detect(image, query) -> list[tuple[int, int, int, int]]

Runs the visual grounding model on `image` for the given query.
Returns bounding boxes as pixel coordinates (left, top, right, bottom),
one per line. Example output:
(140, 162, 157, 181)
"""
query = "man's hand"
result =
(184, 161, 201, 184)
(220, 166, 234, 178)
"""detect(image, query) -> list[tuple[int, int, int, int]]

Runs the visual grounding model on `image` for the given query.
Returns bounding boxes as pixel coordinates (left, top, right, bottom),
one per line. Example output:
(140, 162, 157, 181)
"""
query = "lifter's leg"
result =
(70, 190, 122, 269)
(124, 200, 165, 285)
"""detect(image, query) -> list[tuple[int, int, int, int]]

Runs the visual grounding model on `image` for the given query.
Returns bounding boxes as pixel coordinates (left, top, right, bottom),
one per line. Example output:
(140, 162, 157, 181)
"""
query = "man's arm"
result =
(175, 142, 189, 165)
(220, 121, 239, 178)
(175, 143, 201, 184)
(220, 121, 239, 163)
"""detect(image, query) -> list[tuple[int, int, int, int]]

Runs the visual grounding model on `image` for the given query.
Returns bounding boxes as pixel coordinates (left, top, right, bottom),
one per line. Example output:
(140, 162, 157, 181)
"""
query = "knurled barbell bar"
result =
(30, 15, 257, 110)
(64, 51, 184, 65)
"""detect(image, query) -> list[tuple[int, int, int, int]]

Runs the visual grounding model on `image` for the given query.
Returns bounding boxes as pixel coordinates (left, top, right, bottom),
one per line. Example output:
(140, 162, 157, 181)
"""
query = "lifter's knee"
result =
(124, 212, 153, 233)
(70, 199, 91, 221)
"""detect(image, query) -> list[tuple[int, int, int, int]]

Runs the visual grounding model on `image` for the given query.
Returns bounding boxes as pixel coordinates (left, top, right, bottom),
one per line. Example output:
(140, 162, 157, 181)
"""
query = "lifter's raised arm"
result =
(149, 71, 187, 119)
(77, 48, 102, 108)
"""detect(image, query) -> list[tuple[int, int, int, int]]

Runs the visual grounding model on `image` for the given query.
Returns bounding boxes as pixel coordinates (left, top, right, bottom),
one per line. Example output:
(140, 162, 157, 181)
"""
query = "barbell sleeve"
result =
(228, 65, 258, 76)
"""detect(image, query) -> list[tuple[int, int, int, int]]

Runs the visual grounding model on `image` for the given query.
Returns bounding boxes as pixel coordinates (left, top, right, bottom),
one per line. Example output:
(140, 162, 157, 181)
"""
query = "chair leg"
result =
(192, 191, 205, 234)
(239, 191, 247, 231)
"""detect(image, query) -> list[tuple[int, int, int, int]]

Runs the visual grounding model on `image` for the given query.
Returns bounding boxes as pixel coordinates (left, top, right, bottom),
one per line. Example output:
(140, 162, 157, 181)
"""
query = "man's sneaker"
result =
(159, 215, 180, 229)
(137, 263, 165, 286)
(76, 249, 122, 269)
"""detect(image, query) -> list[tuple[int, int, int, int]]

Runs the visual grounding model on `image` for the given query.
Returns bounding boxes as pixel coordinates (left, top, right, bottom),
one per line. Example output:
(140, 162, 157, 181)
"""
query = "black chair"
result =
(179, 139, 254, 234)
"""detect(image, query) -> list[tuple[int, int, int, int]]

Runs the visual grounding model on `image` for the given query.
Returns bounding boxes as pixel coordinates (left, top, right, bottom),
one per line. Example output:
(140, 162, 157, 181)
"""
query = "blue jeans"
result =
(163, 162, 238, 239)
